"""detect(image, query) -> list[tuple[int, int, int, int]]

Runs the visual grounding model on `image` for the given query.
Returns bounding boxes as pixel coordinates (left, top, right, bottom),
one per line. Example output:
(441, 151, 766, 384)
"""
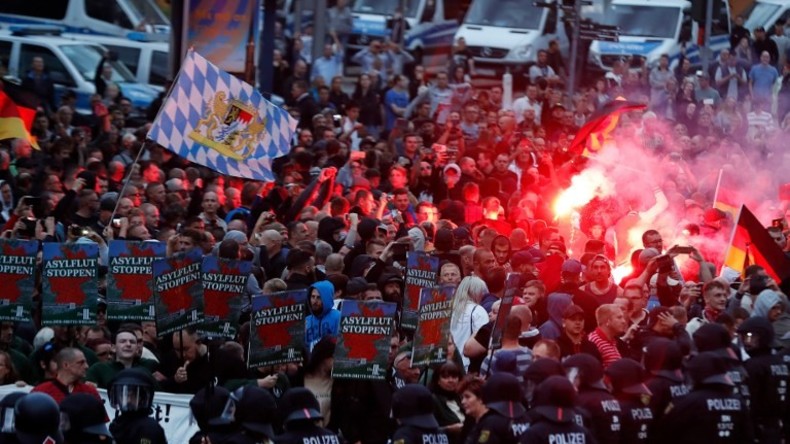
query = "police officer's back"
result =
(108, 368, 167, 444)
(693, 323, 751, 406)
(642, 338, 689, 421)
(605, 358, 654, 444)
(653, 351, 753, 443)
(563, 353, 621, 444)
(13, 392, 63, 444)
(519, 376, 596, 444)
(189, 385, 239, 444)
(274, 388, 340, 444)
(469, 373, 530, 444)
(60, 393, 113, 443)
(738, 316, 788, 443)
(522, 358, 564, 409)
(0, 392, 26, 444)
(227, 385, 278, 444)
(391, 384, 449, 444)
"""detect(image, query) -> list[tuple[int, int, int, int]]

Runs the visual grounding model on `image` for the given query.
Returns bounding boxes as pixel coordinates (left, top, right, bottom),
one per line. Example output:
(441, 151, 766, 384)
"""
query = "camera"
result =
(70, 225, 89, 238)
(112, 218, 122, 228)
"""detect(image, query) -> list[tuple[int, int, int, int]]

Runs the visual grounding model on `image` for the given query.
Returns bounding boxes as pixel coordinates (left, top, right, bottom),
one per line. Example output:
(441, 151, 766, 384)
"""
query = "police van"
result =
(63, 32, 169, 90)
(452, 0, 570, 79)
(0, 27, 159, 114)
(347, 0, 471, 68)
(587, 0, 730, 72)
(0, 0, 170, 36)
(744, 0, 790, 33)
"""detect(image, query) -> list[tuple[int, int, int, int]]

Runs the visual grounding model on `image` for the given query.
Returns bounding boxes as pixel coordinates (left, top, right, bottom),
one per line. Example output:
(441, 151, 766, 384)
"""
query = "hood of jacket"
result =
(753, 289, 783, 318)
(310, 280, 336, 318)
(546, 292, 573, 326)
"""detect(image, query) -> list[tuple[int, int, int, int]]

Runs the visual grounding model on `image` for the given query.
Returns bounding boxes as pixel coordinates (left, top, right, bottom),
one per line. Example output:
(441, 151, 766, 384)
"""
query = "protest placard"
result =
(411, 285, 455, 367)
(332, 300, 397, 380)
(402, 252, 439, 331)
(41, 242, 99, 326)
(248, 289, 308, 368)
(152, 248, 204, 337)
(106, 241, 166, 321)
(0, 239, 38, 322)
(200, 256, 251, 339)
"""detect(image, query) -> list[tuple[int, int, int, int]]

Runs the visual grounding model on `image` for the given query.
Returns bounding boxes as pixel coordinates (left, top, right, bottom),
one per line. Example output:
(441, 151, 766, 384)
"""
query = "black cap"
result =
(392, 384, 439, 429)
(434, 228, 454, 251)
(693, 323, 734, 358)
(562, 353, 606, 390)
(524, 358, 565, 385)
(686, 351, 733, 386)
(531, 376, 577, 422)
(60, 393, 111, 438)
(643, 338, 683, 373)
(280, 388, 322, 423)
(189, 386, 233, 429)
(233, 386, 277, 438)
(14, 392, 63, 444)
(482, 373, 526, 418)
(737, 316, 775, 350)
(605, 358, 651, 396)
(346, 277, 369, 296)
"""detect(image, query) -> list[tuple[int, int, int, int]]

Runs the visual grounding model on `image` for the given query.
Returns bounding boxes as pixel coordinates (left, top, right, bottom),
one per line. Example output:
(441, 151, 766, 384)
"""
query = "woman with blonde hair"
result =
(450, 276, 489, 370)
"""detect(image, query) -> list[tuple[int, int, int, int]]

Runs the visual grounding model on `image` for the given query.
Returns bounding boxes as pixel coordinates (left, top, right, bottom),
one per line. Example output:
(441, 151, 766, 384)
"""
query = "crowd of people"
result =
(2, 5, 790, 443)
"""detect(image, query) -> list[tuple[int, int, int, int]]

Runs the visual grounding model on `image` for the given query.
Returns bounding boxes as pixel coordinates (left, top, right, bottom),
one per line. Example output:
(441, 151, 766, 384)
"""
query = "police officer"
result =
(692, 322, 751, 407)
(228, 385, 278, 444)
(391, 384, 449, 444)
(108, 368, 167, 444)
(737, 316, 788, 443)
(653, 351, 753, 443)
(563, 353, 621, 444)
(274, 387, 340, 444)
(0, 392, 26, 444)
(60, 393, 113, 443)
(189, 385, 239, 444)
(469, 373, 530, 444)
(522, 358, 564, 408)
(519, 376, 596, 444)
(642, 338, 689, 422)
(604, 358, 654, 444)
(13, 392, 63, 444)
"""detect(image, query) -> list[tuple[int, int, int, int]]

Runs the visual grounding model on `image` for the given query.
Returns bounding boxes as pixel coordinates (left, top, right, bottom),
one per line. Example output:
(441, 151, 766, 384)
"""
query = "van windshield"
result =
(602, 4, 680, 39)
(352, 0, 420, 18)
(126, 0, 170, 26)
(60, 44, 137, 83)
(464, 0, 544, 30)
(744, 3, 780, 31)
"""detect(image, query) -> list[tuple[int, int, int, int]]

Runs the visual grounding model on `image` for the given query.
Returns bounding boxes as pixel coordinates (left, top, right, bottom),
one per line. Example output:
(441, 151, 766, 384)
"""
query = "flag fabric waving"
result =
(723, 205, 790, 284)
(0, 90, 38, 149)
(147, 49, 297, 181)
(569, 98, 646, 157)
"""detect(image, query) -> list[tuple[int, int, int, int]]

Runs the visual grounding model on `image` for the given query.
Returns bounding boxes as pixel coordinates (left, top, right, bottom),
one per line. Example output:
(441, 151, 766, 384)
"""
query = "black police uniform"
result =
(470, 373, 530, 444)
(693, 323, 752, 408)
(391, 384, 450, 444)
(605, 359, 654, 444)
(227, 385, 278, 444)
(643, 339, 689, 421)
(653, 351, 754, 443)
(110, 411, 168, 444)
(563, 353, 622, 444)
(393, 425, 449, 444)
(738, 316, 788, 443)
(519, 376, 596, 444)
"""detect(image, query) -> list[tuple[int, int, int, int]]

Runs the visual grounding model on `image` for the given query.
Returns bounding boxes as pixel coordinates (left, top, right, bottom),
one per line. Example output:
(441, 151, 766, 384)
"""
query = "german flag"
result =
(0, 89, 38, 148)
(569, 98, 646, 157)
(713, 169, 745, 220)
(723, 205, 790, 284)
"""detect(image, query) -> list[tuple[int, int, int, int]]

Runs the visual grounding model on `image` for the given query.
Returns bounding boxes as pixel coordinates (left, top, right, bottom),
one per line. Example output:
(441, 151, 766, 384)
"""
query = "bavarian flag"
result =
(148, 49, 297, 181)
(0, 89, 38, 148)
(569, 98, 646, 157)
(723, 205, 790, 284)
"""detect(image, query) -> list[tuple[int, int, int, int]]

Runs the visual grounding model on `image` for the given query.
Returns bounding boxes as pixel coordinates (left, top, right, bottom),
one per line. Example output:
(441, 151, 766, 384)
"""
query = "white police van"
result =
(63, 32, 169, 90)
(587, 0, 730, 72)
(744, 0, 790, 33)
(348, 0, 471, 67)
(452, 0, 569, 79)
(0, 27, 159, 113)
(0, 0, 169, 37)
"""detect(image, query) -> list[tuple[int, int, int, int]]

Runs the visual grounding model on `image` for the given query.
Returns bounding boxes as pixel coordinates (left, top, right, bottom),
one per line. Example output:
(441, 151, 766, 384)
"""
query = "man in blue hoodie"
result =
(305, 281, 340, 352)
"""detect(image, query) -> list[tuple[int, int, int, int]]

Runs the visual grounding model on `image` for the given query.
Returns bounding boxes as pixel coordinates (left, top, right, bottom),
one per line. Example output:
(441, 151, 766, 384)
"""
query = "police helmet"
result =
(60, 393, 111, 438)
(0, 392, 26, 434)
(392, 384, 439, 429)
(737, 316, 775, 351)
(14, 392, 63, 444)
(232, 386, 277, 438)
(108, 368, 156, 413)
(482, 373, 526, 419)
(280, 388, 322, 424)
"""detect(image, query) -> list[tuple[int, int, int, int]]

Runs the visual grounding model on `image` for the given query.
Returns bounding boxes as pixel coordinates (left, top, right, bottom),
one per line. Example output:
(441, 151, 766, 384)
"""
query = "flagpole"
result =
(109, 140, 150, 224)
(712, 168, 723, 209)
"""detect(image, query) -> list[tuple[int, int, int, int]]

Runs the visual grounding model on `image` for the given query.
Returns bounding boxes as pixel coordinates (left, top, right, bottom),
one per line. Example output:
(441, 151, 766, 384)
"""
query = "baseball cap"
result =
(561, 259, 583, 274)
(443, 163, 461, 175)
(562, 304, 585, 319)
